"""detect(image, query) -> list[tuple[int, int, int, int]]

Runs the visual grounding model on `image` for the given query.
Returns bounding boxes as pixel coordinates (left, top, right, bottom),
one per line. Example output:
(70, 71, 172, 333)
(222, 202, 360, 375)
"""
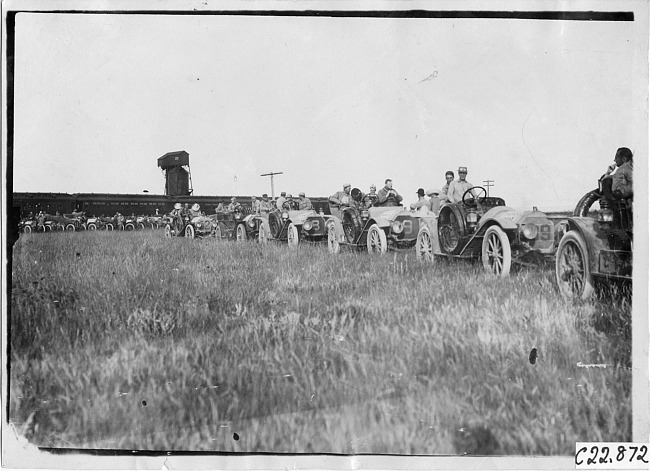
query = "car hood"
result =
(368, 207, 404, 221)
(287, 210, 317, 224)
(480, 206, 550, 228)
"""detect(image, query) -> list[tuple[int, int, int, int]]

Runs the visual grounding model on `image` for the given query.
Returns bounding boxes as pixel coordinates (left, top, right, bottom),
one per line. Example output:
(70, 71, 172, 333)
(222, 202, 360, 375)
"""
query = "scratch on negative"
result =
(521, 108, 559, 199)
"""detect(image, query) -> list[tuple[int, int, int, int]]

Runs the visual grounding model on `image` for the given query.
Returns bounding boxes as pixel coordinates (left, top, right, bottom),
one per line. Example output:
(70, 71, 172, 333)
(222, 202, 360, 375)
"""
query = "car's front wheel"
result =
(481, 225, 511, 276)
(556, 230, 594, 299)
(258, 220, 269, 243)
(327, 222, 340, 254)
(185, 225, 195, 239)
(287, 223, 299, 248)
(416, 227, 434, 262)
(367, 224, 387, 253)
(88, 223, 97, 231)
(236, 224, 247, 241)
(65, 223, 76, 232)
(164, 225, 172, 238)
(23, 225, 32, 234)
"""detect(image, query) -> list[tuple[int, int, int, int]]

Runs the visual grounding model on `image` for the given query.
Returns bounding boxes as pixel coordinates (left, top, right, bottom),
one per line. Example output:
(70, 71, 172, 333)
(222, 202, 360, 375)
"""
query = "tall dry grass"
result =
(9, 231, 631, 453)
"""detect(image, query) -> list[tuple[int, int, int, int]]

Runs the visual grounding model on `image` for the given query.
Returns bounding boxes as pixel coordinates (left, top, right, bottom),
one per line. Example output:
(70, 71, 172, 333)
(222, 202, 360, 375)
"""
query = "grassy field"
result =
(8, 230, 631, 454)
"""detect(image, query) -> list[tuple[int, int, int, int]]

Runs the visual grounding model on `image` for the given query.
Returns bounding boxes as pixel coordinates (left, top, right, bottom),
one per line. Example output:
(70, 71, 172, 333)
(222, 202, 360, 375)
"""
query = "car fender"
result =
(367, 207, 403, 227)
(477, 206, 520, 231)
(327, 216, 346, 241)
(562, 217, 610, 273)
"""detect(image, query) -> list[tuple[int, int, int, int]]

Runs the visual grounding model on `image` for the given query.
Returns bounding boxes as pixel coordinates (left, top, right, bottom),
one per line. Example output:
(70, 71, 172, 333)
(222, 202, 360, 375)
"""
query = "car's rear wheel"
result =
(105, 223, 114, 231)
(287, 223, 299, 248)
(416, 227, 434, 262)
(164, 225, 172, 238)
(125, 223, 135, 231)
(342, 211, 357, 243)
(236, 224, 247, 241)
(23, 225, 32, 234)
(258, 220, 269, 243)
(327, 222, 340, 254)
(367, 224, 387, 253)
(138, 223, 146, 230)
(481, 225, 511, 276)
(88, 223, 97, 231)
(214, 223, 222, 239)
(65, 223, 76, 232)
(185, 225, 195, 239)
(556, 230, 594, 299)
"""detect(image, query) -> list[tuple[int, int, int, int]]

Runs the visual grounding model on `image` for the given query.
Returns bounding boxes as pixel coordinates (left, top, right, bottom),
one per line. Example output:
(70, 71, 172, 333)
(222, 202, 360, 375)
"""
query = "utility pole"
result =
(260, 171, 284, 199)
(483, 179, 494, 197)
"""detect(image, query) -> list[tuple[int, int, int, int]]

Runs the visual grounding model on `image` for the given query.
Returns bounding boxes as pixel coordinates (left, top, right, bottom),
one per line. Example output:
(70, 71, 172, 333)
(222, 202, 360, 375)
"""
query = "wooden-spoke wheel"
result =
(236, 224, 247, 241)
(481, 226, 511, 276)
(367, 224, 387, 253)
(556, 231, 595, 299)
(185, 225, 195, 239)
(287, 223, 299, 248)
(327, 222, 340, 254)
(416, 227, 434, 262)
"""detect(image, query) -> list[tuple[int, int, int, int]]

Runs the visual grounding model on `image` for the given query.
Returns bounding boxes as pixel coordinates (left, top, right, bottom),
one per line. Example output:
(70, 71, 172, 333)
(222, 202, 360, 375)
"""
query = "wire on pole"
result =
(260, 172, 284, 199)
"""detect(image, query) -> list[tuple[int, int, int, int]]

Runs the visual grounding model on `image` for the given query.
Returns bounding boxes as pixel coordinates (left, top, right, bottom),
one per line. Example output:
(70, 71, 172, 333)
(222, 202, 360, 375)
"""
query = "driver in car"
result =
(447, 167, 479, 205)
(228, 197, 242, 213)
(376, 179, 403, 207)
(330, 184, 353, 207)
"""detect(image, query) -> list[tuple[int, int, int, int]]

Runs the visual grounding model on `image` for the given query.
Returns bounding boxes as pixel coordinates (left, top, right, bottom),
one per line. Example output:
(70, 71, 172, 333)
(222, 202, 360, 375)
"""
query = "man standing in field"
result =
(376, 179, 403, 207)
(297, 192, 313, 210)
(447, 167, 478, 204)
(410, 188, 431, 213)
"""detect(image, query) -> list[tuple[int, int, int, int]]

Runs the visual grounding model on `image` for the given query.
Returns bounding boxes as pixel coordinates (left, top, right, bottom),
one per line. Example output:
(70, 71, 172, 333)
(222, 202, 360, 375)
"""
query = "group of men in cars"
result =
(327, 167, 481, 216)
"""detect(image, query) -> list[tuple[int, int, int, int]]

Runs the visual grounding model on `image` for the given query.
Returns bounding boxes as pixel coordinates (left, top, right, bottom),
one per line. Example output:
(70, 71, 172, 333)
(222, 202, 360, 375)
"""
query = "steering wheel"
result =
(462, 186, 487, 207)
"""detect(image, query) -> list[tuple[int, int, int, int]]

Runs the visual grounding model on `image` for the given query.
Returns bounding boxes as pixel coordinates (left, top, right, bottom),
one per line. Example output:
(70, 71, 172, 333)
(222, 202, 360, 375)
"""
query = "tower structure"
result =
(158, 151, 193, 196)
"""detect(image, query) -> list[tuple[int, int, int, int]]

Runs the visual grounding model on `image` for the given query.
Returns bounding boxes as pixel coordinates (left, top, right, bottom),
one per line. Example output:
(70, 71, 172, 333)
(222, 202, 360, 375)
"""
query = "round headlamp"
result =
(466, 211, 478, 224)
(391, 221, 403, 234)
(248, 219, 256, 228)
(303, 221, 313, 231)
(361, 210, 369, 219)
(522, 224, 538, 239)
(235, 212, 242, 220)
(282, 212, 289, 219)
(598, 208, 614, 222)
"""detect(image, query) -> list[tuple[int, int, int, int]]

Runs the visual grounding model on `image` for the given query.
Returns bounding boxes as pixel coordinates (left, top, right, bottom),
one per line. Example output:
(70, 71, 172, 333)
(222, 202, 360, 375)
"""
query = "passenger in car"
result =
(427, 189, 442, 215)
(258, 194, 273, 213)
(447, 167, 477, 204)
(439, 171, 455, 202)
(297, 192, 313, 210)
(611, 147, 633, 199)
(363, 184, 378, 208)
(276, 192, 287, 210)
(330, 184, 353, 207)
(228, 197, 242, 213)
(189, 203, 202, 219)
(410, 188, 431, 213)
(376, 179, 403, 207)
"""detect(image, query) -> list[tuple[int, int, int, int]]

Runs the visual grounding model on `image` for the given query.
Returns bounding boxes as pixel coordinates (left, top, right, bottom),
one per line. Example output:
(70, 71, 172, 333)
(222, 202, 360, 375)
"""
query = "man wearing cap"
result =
(330, 184, 353, 207)
(297, 192, 313, 210)
(376, 179, 403, 207)
(363, 184, 379, 208)
(258, 194, 273, 213)
(447, 167, 477, 204)
(228, 197, 242, 213)
(250, 196, 259, 214)
(410, 188, 431, 213)
(426, 189, 442, 215)
(276, 192, 287, 210)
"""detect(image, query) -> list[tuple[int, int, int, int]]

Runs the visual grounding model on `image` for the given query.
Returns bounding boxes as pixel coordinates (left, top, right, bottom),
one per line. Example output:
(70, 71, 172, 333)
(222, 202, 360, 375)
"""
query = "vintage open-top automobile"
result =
(416, 186, 555, 276)
(164, 212, 215, 239)
(305, 188, 420, 254)
(554, 185, 632, 299)
(258, 208, 318, 247)
(212, 208, 250, 241)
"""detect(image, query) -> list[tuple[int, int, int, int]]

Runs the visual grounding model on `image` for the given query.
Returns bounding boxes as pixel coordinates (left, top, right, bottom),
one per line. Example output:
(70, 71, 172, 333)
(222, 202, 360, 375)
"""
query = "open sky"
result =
(9, 1, 648, 210)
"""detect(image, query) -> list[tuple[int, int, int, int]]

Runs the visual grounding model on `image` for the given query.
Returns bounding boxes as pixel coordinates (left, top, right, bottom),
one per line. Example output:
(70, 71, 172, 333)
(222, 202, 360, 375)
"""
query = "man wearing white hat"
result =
(189, 203, 202, 219)
(447, 167, 477, 204)
(426, 189, 442, 215)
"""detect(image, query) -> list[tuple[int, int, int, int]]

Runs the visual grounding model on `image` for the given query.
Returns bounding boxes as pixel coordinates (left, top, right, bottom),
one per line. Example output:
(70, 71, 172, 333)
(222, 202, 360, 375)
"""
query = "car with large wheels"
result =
(164, 212, 215, 240)
(554, 187, 632, 299)
(18, 219, 37, 234)
(260, 208, 317, 247)
(212, 208, 251, 241)
(416, 186, 555, 276)
(314, 188, 420, 254)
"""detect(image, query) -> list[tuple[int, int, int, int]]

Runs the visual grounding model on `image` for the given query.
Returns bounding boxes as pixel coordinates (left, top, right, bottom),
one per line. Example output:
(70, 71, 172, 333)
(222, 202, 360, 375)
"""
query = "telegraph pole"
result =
(483, 179, 494, 197)
(260, 171, 284, 199)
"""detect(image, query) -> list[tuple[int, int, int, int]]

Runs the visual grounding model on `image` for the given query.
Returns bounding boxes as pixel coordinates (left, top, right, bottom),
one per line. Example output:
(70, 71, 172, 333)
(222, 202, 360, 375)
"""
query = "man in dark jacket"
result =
(375, 179, 403, 207)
